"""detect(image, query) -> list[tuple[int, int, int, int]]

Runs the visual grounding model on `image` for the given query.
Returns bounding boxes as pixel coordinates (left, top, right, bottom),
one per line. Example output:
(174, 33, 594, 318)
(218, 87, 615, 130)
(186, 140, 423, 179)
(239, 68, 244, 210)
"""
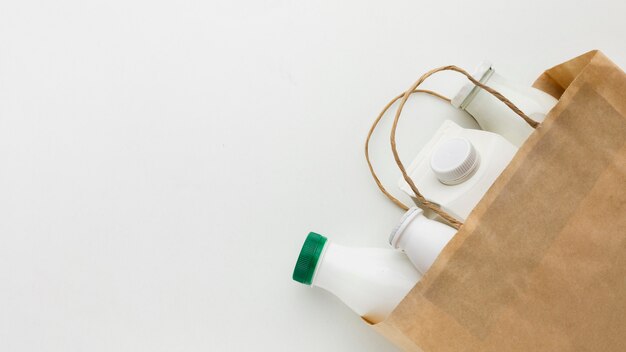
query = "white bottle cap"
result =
(430, 137, 480, 185)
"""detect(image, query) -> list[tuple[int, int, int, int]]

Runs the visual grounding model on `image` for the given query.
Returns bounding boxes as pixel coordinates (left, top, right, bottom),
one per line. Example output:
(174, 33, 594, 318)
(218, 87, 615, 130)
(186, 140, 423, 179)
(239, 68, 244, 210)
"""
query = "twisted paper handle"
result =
(366, 65, 539, 230)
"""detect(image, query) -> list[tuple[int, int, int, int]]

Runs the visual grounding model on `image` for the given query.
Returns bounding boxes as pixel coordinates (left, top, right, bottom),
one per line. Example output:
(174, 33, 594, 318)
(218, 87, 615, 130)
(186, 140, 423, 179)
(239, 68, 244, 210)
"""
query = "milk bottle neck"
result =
(311, 242, 359, 290)
(389, 207, 457, 274)
(452, 61, 494, 110)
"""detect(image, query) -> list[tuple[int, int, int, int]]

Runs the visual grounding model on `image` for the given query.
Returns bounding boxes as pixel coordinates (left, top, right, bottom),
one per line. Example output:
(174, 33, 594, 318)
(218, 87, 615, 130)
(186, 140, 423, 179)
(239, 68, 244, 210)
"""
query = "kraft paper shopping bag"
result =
(372, 51, 626, 352)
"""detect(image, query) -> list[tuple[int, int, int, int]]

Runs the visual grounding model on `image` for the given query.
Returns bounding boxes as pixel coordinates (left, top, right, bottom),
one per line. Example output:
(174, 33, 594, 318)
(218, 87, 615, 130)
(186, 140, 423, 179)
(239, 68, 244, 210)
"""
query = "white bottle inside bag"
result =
(398, 120, 517, 220)
(451, 61, 558, 147)
(389, 207, 456, 274)
(292, 232, 421, 324)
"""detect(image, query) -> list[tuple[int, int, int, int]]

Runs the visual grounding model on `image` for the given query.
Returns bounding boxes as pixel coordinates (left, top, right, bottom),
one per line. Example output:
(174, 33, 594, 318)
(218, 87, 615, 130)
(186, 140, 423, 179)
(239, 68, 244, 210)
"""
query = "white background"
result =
(0, 1, 624, 351)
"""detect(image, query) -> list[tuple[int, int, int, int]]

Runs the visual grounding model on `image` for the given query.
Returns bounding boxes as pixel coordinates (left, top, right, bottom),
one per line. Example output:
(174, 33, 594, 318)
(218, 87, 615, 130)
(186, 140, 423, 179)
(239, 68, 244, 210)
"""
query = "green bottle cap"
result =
(292, 232, 327, 285)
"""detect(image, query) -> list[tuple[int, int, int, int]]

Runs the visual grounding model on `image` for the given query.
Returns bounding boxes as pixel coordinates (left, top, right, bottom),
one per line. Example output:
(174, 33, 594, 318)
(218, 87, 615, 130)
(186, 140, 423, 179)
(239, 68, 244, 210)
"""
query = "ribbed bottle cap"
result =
(430, 137, 480, 185)
(292, 232, 327, 285)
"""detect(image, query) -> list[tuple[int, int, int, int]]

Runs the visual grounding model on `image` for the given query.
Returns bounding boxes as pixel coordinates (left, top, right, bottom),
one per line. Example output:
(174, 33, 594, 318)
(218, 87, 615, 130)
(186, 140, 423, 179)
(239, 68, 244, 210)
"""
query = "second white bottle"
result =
(451, 61, 558, 147)
(398, 120, 517, 221)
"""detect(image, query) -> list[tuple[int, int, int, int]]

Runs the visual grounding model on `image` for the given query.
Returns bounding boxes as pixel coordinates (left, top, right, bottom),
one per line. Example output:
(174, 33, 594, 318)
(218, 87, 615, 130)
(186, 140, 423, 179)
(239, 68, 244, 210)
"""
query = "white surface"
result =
(0, 1, 624, 351)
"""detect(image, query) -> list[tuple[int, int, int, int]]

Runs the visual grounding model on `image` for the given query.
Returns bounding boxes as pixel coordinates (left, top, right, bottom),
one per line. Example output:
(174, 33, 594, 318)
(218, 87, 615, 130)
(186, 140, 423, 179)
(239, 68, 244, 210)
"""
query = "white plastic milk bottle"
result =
(451, 61, 558, 147)
(398, 120, 517, 221)
(292, 232, 421, 324)
(389, 207, 456, 274)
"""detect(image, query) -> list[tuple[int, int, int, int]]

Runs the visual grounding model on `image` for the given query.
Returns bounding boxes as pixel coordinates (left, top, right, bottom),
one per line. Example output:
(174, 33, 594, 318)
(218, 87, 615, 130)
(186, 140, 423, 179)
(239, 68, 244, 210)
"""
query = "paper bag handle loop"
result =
(365, 65, 539, 230)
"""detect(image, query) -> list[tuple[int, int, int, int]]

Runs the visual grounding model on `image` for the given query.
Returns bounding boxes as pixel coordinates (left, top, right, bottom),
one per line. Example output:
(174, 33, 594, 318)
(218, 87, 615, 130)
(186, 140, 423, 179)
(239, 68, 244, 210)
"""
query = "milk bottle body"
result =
(293, 232, 421, 324)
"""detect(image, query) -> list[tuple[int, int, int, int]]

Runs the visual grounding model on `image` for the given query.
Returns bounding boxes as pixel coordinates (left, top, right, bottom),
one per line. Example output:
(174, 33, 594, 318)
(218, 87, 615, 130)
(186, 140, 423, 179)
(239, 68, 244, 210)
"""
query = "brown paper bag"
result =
(373, 50, 626, 352)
